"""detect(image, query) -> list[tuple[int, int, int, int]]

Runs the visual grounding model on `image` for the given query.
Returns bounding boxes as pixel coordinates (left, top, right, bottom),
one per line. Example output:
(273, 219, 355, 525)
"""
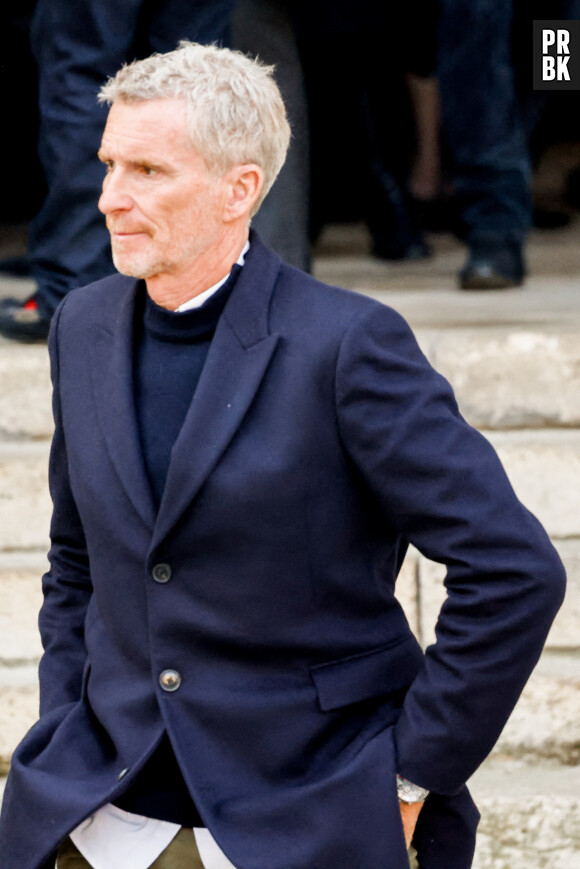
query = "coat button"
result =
(159, 669, 182, 692)
(152, 563, 172, 583)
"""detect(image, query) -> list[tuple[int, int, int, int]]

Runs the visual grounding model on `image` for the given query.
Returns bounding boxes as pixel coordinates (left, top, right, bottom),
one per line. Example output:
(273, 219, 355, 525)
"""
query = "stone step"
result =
(2, 319, 580, 437)
(0, 667, 38, 776)
(469, 758, 580, 868)
(1, 587, 577, 774)
(0, 556, 46, 667)
(0, 531, 576, 675)
(0, 513, 578, 775)
(487, 429, 580, 540)
(1, 428, 580, 547)
(0, 447, 577, 657)
(418, 326, 580, 431)
(0, 763, 577, 868)
(490, 652, 580, 766)
(0, 343, 52, 440)
(0, 555, 50, 776)
(0, 441, 51, 551)
(417, 327, 580, 429)
(412, 536, 580, 652)
(0, 758, 578, 867)
(4, 668, 577, 776)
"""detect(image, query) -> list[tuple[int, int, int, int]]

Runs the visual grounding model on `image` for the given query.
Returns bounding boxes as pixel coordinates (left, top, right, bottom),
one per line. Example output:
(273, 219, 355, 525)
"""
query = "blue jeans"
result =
(437, 0, 531, 251)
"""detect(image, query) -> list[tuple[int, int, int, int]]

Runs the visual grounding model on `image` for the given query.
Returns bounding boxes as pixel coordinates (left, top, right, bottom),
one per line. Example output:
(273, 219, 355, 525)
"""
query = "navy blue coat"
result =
(0, 235, 565, 869)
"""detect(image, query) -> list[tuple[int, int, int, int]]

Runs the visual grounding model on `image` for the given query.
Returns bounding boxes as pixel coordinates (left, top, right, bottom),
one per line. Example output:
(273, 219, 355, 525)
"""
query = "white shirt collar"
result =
(175, 240, 250, 313)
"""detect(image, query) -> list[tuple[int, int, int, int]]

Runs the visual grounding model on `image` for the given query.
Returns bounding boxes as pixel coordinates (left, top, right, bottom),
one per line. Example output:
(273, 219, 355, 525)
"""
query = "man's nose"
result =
(98, 172, 133, 215)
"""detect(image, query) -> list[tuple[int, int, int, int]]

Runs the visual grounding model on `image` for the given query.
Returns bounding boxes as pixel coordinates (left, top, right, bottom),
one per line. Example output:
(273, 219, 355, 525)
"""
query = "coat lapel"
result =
(151, 237, 282, 551)
(90, 279, 157, 531)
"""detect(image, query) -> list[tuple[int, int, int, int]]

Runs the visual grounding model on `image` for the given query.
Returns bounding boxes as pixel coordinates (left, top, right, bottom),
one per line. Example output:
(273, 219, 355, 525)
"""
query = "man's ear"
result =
(223, 164, 264, 222)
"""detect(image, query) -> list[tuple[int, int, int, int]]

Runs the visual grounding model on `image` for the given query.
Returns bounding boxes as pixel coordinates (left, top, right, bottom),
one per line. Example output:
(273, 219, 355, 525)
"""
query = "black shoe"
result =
(459, 241, 525, 291)
(0, 296, 52, 342)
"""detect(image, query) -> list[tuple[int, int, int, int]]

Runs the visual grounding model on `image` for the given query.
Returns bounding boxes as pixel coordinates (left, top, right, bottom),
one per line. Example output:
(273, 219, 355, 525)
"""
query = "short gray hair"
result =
(99, 41, 291, 213)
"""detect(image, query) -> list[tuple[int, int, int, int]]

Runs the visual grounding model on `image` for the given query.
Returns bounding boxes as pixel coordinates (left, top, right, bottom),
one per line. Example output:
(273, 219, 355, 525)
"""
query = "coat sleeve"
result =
(37, 300, 92, 717)
(335, 302, 566, 796)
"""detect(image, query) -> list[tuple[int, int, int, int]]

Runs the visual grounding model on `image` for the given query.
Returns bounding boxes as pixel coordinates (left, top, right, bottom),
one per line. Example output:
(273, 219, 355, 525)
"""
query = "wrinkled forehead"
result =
(100, 97, 194, 155)
(105, 96, 189, 137)
(102, 95, 219, 170)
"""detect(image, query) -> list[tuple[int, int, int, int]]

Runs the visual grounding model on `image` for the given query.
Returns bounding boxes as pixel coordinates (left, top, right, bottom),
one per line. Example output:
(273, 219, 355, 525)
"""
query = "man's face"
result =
(98, 98, 228, 282)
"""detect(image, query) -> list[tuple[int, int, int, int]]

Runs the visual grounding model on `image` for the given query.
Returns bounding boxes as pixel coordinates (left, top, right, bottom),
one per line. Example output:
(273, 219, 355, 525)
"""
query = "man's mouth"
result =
(110, 229, 145, 235)
(107, 221, 148, 236)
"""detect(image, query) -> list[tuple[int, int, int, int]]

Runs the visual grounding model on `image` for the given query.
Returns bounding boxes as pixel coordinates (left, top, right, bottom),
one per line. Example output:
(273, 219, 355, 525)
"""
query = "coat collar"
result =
(90, 232, 282, 545)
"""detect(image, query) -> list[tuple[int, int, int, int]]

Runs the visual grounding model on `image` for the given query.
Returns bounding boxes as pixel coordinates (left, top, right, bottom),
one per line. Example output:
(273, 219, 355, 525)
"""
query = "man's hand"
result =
(400, 800, 424, 849)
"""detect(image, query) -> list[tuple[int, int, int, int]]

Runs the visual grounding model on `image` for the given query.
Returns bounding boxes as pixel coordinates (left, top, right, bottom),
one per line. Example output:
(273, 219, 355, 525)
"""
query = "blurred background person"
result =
(0, 0, 234, 342)
(1, 0, 580, 345)
(233, 0, 311, 273)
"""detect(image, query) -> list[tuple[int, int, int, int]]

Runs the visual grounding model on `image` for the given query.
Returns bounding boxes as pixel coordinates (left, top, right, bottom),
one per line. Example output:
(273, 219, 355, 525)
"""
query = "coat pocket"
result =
(310, 634, 424, 712)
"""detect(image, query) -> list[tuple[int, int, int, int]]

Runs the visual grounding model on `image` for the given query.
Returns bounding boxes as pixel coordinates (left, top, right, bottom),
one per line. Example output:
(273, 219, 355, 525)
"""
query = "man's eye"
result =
(140, 166, 156, 176)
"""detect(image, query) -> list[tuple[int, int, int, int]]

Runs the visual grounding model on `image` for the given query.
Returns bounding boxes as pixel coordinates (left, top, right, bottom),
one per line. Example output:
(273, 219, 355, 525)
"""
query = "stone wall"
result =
(0, 323, 578, 865)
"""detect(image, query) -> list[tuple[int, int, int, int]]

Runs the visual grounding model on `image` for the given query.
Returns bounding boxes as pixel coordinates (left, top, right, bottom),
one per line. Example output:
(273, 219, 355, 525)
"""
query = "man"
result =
(0, 42, 566, 869)
(0, 0, 310, 344)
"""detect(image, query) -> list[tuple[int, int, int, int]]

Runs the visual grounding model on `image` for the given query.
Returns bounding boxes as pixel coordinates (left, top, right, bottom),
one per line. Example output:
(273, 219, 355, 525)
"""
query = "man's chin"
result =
(111, 253, 156, 280)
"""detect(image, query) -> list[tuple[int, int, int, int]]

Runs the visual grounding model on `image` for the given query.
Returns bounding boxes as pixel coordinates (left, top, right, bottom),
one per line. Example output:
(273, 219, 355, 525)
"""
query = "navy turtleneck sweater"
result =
(113, 266, 240, 827)
(135, 265, 240, 507)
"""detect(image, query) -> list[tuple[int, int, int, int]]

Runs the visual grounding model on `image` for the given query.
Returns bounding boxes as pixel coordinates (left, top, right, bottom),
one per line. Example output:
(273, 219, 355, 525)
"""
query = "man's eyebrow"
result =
(97, 151, 166, 171)
(130, 158, 165, 170)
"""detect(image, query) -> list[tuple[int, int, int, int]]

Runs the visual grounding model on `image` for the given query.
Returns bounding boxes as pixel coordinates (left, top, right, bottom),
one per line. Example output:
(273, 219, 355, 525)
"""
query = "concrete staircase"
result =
(0, 225, 579, 866)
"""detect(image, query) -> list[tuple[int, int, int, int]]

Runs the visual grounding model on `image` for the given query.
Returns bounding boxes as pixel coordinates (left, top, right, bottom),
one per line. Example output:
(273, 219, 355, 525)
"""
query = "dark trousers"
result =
(55, 830, 420, 868)
(29, 0, 233, 315)
(437, 0, 531, 250)
(56, 828, 204, 868)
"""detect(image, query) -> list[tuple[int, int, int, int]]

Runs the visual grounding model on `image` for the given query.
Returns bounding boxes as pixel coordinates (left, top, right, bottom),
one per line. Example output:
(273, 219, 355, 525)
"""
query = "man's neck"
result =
(145, 227, 249, 311)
